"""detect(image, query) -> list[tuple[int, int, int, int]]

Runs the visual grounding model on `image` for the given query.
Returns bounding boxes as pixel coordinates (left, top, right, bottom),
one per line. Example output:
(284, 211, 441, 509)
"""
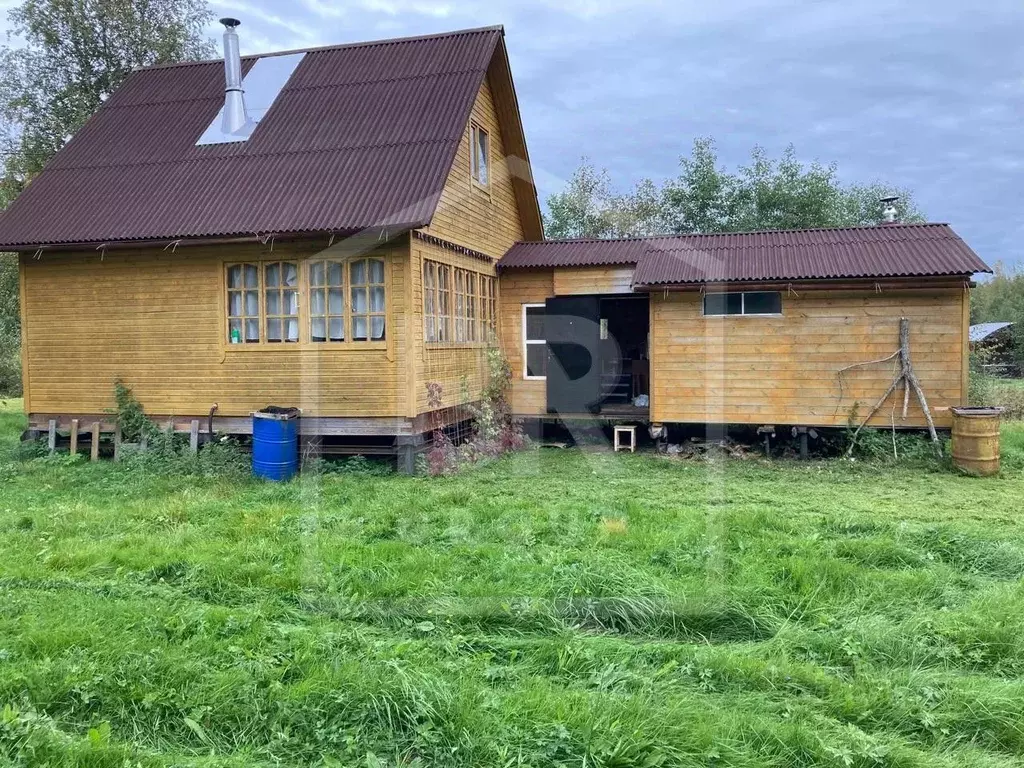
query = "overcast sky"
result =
(3, 0, 1022, 267)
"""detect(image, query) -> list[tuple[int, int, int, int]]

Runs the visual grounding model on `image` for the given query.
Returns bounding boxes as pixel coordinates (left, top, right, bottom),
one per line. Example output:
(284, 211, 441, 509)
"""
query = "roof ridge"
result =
(524, 222, 954, 246)
(518, 222, 951, 246)
(42, 137, 459, 173)
(103, 67, 489, 110)
(135, 25, 504, 72)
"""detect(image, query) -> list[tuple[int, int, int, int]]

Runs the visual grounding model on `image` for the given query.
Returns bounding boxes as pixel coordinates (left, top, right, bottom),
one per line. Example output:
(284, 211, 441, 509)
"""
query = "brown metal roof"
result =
(499, 224, 991, 284)
(0, 26, 541, 250)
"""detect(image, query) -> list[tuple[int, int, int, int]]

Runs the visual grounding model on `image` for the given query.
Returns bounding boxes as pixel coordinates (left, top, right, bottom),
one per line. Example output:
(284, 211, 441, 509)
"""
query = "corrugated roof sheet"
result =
(970, 322, 1014, 342)
(499, 224, 991, 283)
(0, 26, 507, 249)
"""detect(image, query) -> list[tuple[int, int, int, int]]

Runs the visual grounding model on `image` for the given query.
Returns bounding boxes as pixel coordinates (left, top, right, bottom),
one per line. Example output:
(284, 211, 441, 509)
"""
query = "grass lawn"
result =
(2, 397, 1024, 767)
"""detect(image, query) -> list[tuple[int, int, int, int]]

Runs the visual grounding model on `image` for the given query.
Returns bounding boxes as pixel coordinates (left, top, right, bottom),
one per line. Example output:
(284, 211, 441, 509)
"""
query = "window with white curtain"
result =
(227, 263, 261, 343)
(263, 261, 299, 343)
(308, 260, 345, 342)
(350, 257, 386, 341)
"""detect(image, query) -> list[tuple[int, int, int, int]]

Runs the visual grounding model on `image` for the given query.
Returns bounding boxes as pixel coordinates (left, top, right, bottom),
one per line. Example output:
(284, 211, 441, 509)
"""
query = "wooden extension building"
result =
(0, 24, 991, 466)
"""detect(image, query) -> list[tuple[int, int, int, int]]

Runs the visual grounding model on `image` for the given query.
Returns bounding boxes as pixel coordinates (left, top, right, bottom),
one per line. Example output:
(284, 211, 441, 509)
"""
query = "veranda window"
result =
(309, 260, 345, 342)
(264, 261, 299, 343)
(227, 263, 261, 343)
(226, 258, 385, 345)
(350, 257, 386, 341)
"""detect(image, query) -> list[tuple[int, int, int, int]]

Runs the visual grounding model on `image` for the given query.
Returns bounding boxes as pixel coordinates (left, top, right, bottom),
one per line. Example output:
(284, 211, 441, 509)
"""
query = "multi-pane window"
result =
(453, 268, 479, 343)
(482, 276, 497, 337)
(225, 257, 386, 345)
(227, 263, 261, 343)
(465, 272, 478, 342)
(350, 258, 386, 341)
(309, 260, 345, 342)
(470, 123, 489, 186)
(264, 261, 299, 343)
(523, 304, 546, 379)
(425, 261, 495, 344)
(454, 269, 467, 342)
(436, 264, 452, 342)
(702, 291, 782, 316)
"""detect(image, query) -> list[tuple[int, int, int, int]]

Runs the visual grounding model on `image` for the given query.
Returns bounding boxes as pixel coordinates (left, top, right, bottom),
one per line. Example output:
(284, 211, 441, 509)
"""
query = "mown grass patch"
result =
(2, 398, 1024, 766)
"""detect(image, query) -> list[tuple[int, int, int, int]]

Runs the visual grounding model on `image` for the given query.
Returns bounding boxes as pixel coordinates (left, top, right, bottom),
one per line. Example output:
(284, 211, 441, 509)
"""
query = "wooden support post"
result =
(799, 430, 809, 460)
(47, 419, 57, 454)
(69, 419, 79, 455)
(395, 434, 426, 475)
(140, 431, 148, 452)
(189, 420, 200, 454)
(113, 422, 122, 462)
(90, 422, 100, 462)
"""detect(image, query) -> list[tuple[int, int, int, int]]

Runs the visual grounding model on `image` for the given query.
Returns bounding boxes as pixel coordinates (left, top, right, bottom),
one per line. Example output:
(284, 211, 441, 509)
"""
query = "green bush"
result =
(0, 255, 19, 397)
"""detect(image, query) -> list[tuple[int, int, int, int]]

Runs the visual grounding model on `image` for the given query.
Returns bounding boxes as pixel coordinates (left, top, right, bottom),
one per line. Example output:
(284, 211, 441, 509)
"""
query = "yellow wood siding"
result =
(552, 267, 634, 296)
(419, 76, 525, 258)
(651, 288, 965, 429)
(20, 240, 411, 418)
(498, 270, 552, 415)
(413, 239, 499, 413)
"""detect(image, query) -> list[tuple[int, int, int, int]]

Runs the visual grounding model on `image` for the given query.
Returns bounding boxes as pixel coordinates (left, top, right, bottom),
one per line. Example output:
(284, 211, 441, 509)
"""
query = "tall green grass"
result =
(1, 401, 1023, 766)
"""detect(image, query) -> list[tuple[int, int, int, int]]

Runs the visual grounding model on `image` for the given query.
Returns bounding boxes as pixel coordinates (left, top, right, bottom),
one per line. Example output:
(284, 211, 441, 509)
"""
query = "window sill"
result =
(523, 375, 546, 381)
(701, 313, 784, 318)
(425, 341, 491, 350)
(223, 341, 388, 351)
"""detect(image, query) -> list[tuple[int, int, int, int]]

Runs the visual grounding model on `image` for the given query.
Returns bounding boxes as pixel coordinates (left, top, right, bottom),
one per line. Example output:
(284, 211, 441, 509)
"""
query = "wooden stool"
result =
(613, 425, 637, 453)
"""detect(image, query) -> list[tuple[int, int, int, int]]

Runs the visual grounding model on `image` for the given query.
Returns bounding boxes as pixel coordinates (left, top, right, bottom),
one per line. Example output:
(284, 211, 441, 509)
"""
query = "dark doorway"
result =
(545, 294, 649, 416)
(545, 295, 601, 414)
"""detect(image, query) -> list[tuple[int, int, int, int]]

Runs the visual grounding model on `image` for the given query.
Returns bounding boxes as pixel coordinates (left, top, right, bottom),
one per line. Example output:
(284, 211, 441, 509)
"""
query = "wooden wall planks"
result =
(20, 240, 410, 419)
(649, 288, 967, 428)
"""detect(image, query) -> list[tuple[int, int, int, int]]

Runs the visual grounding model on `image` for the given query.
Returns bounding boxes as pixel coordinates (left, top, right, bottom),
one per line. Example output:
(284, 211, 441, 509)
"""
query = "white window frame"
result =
(522, 303, 546, 381)
(470, 122, 490, 188)
(702, 291, 783, 317)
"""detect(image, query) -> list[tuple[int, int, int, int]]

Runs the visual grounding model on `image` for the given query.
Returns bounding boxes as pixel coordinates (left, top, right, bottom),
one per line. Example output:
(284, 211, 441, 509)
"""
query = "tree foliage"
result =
(0, 0, 215, 203)
(0, 0, 215, 394)
(544, 138, 924, 239)
(971, 263, 1024, 371)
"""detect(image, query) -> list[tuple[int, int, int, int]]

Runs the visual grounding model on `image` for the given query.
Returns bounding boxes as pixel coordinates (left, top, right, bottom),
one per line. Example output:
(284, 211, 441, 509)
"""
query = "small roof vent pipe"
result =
(219, 17, 248, 134)
(880, 196, 899, 224)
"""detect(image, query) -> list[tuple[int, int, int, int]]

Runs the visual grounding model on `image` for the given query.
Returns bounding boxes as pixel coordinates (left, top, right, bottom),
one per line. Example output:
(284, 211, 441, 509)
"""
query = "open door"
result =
(545, 295, 601, 414)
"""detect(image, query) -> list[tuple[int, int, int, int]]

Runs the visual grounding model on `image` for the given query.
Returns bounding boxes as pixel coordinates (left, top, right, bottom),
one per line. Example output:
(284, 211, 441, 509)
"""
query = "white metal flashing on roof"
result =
(969, 322, 1014, 343)
(196, 53, 306, 145)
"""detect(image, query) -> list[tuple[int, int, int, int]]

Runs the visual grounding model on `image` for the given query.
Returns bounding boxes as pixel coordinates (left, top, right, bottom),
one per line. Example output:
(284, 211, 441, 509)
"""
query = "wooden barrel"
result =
(951, 407, 1003, 476)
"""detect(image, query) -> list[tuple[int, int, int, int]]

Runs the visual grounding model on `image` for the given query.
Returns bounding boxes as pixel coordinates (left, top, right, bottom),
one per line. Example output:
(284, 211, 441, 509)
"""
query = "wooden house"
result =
(0, 23, 991, 466)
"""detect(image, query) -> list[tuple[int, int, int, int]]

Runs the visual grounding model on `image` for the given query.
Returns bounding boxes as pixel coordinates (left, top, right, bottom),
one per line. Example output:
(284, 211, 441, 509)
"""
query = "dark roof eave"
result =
(632, 273, 981, 290)
(0, 223, 424, 253)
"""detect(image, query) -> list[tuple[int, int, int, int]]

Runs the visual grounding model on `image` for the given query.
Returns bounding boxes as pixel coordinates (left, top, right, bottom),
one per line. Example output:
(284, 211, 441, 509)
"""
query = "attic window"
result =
(470, 123, 489, 186)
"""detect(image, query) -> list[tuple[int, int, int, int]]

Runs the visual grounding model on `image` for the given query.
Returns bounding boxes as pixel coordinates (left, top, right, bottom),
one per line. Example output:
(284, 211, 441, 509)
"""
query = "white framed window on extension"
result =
(522, 303, 546, 379)
(702, 291, 783, 317)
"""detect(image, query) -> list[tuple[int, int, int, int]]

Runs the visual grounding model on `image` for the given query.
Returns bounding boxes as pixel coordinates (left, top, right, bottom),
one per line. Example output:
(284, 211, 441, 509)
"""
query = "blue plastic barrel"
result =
(252, 407, 299, 481)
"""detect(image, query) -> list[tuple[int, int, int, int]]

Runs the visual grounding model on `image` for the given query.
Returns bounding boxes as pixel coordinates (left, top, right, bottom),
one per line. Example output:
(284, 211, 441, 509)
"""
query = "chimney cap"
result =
(219, 17, 241, 28)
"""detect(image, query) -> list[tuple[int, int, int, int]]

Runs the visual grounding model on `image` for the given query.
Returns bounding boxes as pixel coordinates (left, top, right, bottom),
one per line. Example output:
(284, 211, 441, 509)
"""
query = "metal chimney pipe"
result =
(880, 196, 899, 224)
(219, 18, 248, 134)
